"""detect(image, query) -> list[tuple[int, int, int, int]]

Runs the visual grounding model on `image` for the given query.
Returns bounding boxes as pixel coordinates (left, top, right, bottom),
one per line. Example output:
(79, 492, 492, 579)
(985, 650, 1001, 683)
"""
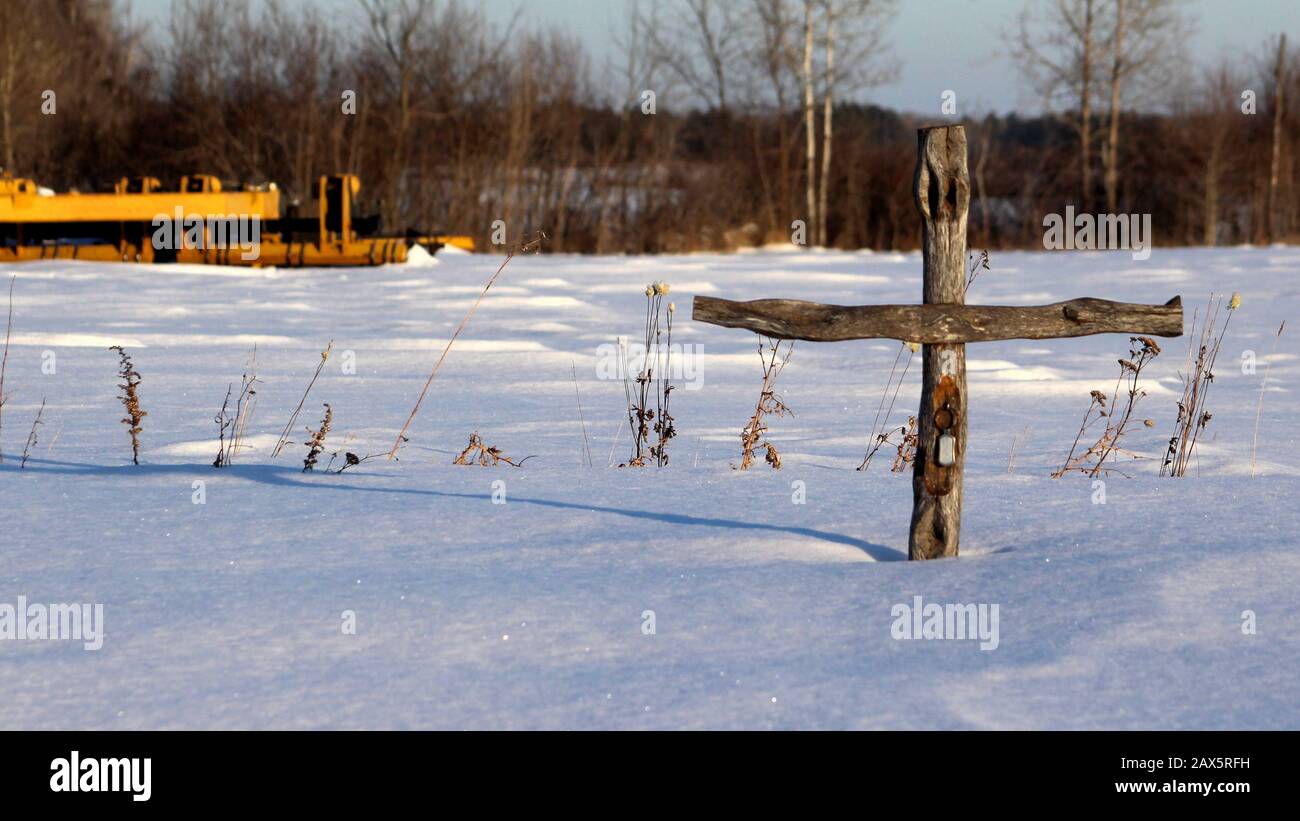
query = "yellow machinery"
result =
(0, 172, 474, 266)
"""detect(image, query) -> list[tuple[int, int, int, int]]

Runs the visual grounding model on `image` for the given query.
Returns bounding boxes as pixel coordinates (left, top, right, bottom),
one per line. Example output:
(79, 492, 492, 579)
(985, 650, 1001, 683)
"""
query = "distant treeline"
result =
(1, 0, 1296, 252)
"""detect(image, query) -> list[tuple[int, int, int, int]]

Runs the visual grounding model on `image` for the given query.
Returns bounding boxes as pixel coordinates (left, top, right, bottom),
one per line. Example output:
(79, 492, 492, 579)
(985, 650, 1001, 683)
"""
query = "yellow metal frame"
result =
(2, 172, 475, 266)
(430, 235, 476, 252)
(0, 174, 280, 223)
(0, 243, 139, 263)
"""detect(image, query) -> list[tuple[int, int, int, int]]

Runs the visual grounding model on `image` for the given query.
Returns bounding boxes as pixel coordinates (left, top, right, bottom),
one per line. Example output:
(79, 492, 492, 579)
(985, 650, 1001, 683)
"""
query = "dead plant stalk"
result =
(215, 347, 261, 467)
(572, 360, 592, 468)
(1053, 336, 1162, 478)
(858, 341, 917, 473)
(1161, 293, 1238, 477)
(273, 341, 332, 458)
(20, 397, 44, 469)
(110, 345, 147, 465)
(1251, 320, 1286, 477)
(739, 336, 793, 470)
(302, 404, 332, 472)
(388, 232, 545, 461)
(622, 282, 676, 466)
(452, 432, 533, 467)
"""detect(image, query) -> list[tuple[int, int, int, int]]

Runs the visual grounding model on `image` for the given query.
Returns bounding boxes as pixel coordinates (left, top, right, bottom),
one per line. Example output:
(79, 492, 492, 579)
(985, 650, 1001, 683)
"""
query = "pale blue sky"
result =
(129, 0, 1298, 114)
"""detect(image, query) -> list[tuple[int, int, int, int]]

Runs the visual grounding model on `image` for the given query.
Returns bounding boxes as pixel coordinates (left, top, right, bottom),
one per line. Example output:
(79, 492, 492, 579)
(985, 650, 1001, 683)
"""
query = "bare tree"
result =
(1266, 33, 1288, 243)
(1014, 0, 1099, 209)
(749, 0, 801, 236)
(0, 0, 137, 181)
(596, 1, 655, 253)
(813, 0, 894, 246)
(803, 0, 817, 238)
(1188, 63, 1244, 246)
(0, 2, 55, 173)
(817, 1, 835, 246)
(361, 0, 432, 231)
(1101, 0, 1190, 212)
(794, 0, 895, 246)
(972, 113, 998, 246)
(641, 0, 742, 114)
(1102, 0, 1123, 212)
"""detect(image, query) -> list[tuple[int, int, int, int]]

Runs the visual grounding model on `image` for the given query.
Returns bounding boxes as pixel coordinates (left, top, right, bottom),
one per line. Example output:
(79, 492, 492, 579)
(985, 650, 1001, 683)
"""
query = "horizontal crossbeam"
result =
(692, 295, 1182, 343)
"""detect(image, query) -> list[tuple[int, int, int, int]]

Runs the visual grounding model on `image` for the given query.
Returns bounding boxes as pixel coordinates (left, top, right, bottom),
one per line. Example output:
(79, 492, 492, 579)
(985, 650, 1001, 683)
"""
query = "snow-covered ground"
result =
(0, 246, 1296, 729)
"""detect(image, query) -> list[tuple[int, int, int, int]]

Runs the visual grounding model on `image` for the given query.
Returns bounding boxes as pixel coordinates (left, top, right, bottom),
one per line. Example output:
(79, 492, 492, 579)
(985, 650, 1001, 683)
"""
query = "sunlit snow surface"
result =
(0, 246, 1297, 729)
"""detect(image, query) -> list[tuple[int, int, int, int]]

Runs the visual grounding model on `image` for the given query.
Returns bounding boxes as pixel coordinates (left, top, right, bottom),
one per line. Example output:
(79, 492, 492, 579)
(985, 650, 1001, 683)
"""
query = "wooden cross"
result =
(692, 125, 1184, 560)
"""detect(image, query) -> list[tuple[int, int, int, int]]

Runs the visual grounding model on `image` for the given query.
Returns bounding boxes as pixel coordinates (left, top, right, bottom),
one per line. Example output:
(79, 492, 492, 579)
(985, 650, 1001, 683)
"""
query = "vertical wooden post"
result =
(910, 126, 969, 560)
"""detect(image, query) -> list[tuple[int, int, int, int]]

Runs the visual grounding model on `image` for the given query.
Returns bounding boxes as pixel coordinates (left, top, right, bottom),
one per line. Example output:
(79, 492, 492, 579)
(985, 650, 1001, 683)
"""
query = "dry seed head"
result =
(668, 302, 675, 313)
(1135, 335, 1162, 355)
(644, 285, 653, 297)
(907, 341, 920, 353)
(1229, 292, 1241, 310)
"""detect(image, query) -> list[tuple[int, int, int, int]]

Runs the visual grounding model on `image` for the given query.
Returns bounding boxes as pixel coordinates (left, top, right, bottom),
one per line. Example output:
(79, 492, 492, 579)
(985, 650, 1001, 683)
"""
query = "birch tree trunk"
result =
(817, 3, 835, 248)
(1203, 141, 1219, 246)
(1080, 0, 1095, 211)
(1104, 0, 1125, 213)
(974, 125, 991, 246)
(803, 0, 817, 244)
(1266, 33, 1286, 243)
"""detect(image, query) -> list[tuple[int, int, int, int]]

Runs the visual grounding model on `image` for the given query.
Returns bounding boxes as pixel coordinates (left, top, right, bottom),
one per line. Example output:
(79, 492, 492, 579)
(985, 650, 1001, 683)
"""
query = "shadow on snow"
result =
(4, 456, 904, 561)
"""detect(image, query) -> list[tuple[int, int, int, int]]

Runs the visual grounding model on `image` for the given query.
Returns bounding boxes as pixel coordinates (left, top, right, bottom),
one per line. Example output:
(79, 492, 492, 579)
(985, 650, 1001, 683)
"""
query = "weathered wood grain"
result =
(691, 295, 1183, 343)
(910, 125, 970, 561)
